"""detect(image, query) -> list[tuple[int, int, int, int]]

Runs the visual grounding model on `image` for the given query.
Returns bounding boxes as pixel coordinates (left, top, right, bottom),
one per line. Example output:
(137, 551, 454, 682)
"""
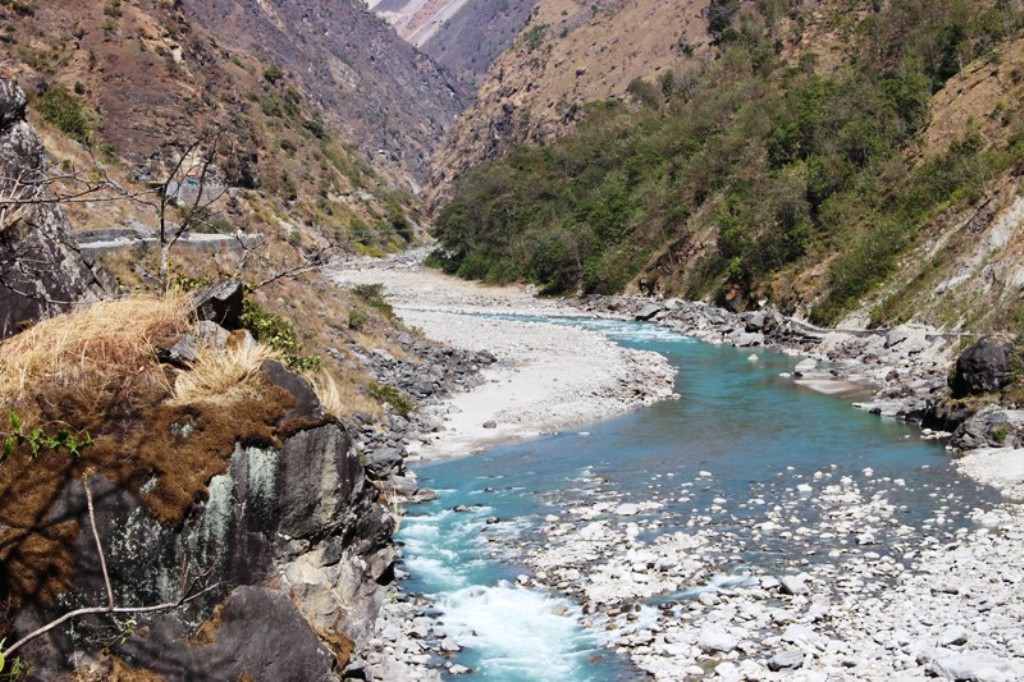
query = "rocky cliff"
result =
(0, 80, 110, 338)
(1, 295, 394, 679)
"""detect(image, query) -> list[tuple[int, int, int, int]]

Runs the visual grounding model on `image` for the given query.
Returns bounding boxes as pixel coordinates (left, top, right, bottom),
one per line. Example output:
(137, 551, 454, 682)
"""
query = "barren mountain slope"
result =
(429, 0, 715, 202)
(181, 0, 468, 188)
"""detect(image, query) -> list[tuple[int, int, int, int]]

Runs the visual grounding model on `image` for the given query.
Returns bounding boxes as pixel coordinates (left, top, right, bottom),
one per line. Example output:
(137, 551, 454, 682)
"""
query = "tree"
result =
(152, 132, 230, 289)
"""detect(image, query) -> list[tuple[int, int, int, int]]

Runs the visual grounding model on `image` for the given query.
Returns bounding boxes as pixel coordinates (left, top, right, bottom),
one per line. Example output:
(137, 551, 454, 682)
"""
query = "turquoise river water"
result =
(397, 317, 995, 681)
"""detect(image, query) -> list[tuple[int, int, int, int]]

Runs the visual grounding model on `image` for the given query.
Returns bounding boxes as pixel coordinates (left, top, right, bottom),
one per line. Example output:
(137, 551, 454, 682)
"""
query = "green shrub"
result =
(368, 382, 414, 416)
(240, 300, 321, 371)
(36, 86, 92, 144)
(350, 283, 394, 319)
(524, 24, 548, 52)
(263, 65, 284, 84)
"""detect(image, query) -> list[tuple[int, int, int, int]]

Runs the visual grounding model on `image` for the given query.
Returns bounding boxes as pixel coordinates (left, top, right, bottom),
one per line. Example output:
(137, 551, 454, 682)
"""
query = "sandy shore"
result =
(955, 447, 1024, 500)
(329, 251, 676, 460)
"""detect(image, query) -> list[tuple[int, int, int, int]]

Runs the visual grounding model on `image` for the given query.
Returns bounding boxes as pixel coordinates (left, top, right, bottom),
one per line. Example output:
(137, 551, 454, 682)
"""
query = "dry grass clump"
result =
(0, 295, 192, 409)
(172, 342, 281, 405)
(310, 369, 380, 419)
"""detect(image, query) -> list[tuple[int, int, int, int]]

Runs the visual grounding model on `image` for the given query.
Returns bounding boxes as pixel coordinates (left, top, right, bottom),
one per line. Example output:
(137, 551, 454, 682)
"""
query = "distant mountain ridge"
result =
(367, 0, 538, 87)
(427, 0, 715, 203)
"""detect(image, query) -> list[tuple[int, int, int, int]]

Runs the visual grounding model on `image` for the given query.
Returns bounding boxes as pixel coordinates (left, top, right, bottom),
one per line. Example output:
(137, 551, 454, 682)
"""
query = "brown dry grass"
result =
(0, 295, 192, 413)
(172, 342, 281, 406)
(310, 369, 380, 419)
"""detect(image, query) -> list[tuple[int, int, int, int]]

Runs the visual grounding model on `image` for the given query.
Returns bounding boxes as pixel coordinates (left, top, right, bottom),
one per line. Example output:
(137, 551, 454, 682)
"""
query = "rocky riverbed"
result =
(501, 464, 1024, 681)
(330, 252, 1024, 681)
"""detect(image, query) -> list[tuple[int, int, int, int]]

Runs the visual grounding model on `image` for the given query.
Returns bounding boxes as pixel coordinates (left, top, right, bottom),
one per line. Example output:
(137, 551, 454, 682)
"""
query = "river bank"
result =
(330, 250, 677, 461)
(329, 253, 1024, 681)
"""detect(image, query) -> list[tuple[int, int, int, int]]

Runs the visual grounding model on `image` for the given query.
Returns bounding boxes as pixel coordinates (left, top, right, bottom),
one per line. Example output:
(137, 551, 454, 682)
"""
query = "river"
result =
(397, 317, 996, 681)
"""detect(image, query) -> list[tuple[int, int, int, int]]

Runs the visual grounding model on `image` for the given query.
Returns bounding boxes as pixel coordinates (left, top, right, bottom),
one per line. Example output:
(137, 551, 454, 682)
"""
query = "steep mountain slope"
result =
(368, 0, 539, 87)
(0, 0, 441, 249)
(182, 0, 468, 188)
(429, 0, 715, 201)
(430, 0, 1024, 335)
(858, 35, 1024, 333)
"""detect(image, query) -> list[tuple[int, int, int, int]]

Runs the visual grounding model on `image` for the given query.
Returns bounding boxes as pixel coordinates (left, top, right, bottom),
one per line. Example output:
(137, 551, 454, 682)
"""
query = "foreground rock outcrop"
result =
(0, 79, 110, 338)
(4, 315, 395, 679)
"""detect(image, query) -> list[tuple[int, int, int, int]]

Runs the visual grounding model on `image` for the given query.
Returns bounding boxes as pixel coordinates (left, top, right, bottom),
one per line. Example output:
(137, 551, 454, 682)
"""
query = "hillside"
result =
(429, 0, 716, 202)
(368, 0, 539, 87)
(0, 0, 464, 195)
(0, 0, 459, 418)
(182, 0, 469, 189)
(430, 0, 1024, 335)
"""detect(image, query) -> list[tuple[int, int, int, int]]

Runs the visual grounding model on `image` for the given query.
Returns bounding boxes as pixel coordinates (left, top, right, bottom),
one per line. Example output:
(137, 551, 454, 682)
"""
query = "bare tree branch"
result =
(157, 132, 229, 290)
(249, 245, 341, 291)
(83, 474, 114, 611)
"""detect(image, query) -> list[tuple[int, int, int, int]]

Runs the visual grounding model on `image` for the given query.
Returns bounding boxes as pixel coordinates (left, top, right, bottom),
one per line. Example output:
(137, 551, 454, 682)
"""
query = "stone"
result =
(635, 303, 664, 321)
(389, 474, 419, 497)
(951, 405, 1022, 450)
(937, 625, 969, 647)
(482, 420, 497, 429)
(157, 334, 199, 367)
(745, 311, 768, 332)
(950, 337, 1017, 398)
(196, 320, 230, 349)
(193, 278, 244, 330)
(779, 574, 809, 595)
(768, 650, 804, 672)
(930, 652, 1023, 681)
(118, 586, 336, 680)
(262, 359, 326, 425)
(782, 624, 821, 648)
(885, 328, 910, 349)
(699, 627, 738, 653)
(0, 79, 110, 339)
(364, 447, 405, 478)
(729, 331, 764, 347)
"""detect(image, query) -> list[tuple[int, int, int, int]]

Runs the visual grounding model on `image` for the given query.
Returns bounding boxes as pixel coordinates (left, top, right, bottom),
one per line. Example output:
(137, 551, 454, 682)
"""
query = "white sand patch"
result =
(329, 251, 676, 460)
(955, 447, 1024, 499)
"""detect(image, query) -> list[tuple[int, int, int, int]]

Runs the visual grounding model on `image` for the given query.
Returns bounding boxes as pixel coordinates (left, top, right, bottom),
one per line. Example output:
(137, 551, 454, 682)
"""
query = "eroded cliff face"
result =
(0, 80, 110, 338)
(428, 0, 713, 203)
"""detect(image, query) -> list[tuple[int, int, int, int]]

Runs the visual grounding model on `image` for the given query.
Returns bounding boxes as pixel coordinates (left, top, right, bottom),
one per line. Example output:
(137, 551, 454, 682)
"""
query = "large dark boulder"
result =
(192, 278, 244, 329)
(950, 405, 1024, 451)
(12, 414, 389, 680)
(0, 79, 111, 337)
(118, 586, 337, 681)
(949, 337, 1017, 397)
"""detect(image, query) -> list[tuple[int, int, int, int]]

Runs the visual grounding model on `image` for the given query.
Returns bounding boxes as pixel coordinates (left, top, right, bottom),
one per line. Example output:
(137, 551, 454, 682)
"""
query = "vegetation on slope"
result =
(432, 0, 1024, 325)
